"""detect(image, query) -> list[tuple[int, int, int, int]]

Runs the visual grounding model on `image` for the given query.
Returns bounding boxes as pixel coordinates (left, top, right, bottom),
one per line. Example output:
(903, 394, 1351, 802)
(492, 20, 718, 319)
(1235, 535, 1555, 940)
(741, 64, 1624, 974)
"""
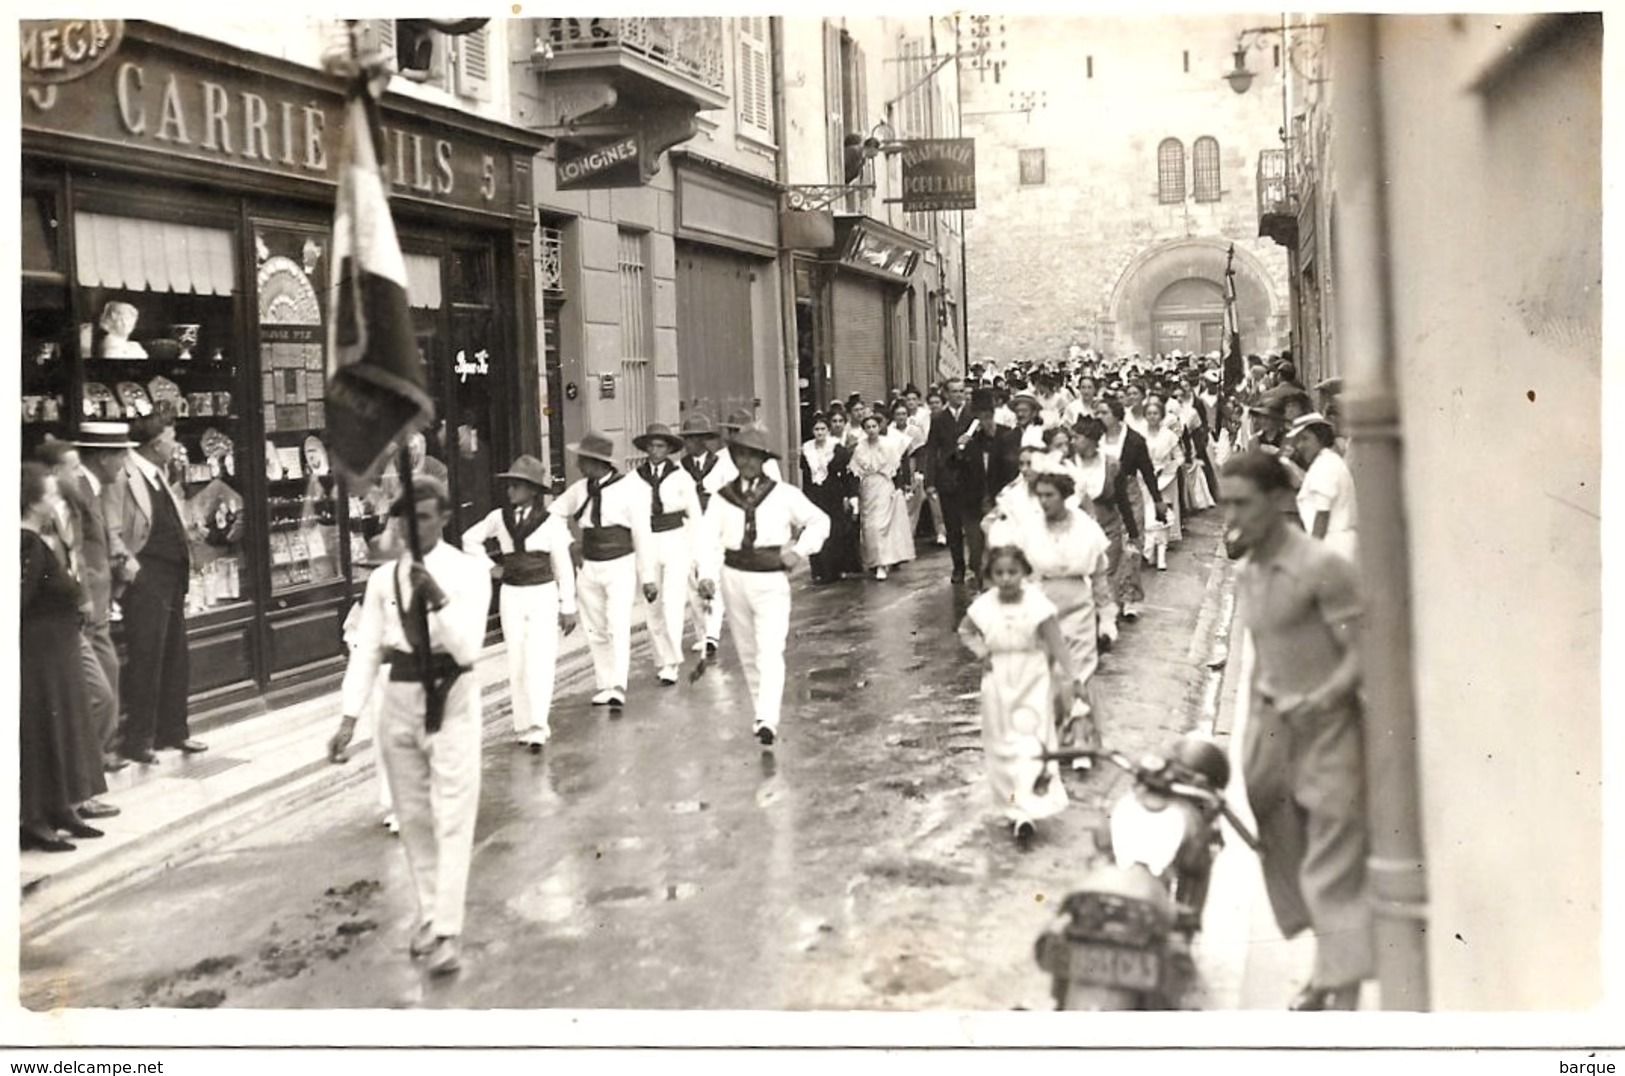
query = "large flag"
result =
(324, 75, 433, 487)
(1222, 243, 1244, 389)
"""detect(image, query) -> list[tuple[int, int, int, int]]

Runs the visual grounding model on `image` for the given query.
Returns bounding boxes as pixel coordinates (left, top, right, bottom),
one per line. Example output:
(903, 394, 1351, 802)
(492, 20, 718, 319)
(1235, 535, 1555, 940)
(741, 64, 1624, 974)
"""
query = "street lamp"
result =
(1222, 22, 1327, 94)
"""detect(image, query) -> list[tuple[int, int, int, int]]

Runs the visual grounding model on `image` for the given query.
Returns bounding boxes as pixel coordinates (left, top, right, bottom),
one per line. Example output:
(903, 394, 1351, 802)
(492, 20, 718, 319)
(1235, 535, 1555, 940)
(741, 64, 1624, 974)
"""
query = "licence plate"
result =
(1068, 943, 1161, 991)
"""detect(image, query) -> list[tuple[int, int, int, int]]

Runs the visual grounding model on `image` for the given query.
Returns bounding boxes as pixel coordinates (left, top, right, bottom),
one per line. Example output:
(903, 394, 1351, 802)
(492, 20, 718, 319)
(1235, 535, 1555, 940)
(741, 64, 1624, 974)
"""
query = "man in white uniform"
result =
(632, 423, 702, 685)
(717, 409, 784, 484)
(328, 476, 490, 976)
(1288, 412, 1358, 562)
(460, 454, 578, 750)
(550, 432, 657, 709)
(695, 428, 830, 747)
(679, 413, 727, 655)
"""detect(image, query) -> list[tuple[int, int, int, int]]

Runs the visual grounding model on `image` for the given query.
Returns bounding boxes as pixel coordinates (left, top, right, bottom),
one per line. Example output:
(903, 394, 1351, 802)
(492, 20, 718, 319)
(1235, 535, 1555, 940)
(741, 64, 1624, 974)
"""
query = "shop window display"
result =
(71, 211, 249, 618)
(255, 225, 346, 592)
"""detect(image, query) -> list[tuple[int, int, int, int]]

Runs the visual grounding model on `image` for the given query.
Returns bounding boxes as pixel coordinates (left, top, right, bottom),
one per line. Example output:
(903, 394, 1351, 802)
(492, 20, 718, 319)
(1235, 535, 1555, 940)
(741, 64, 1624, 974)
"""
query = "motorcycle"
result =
(1031, 734, 1261, 1010)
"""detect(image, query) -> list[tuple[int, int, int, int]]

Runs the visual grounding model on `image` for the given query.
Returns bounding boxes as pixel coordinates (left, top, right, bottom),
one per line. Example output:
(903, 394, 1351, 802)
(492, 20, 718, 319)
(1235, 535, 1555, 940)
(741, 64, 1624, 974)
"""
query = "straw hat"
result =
(728, 426, 780, 460)
(633, 423, 684, 453)
(496, 454, 550, 489)
(567, 432, 618, 465)
(721, 408, 757, 432)
(679, 412, 717, 438)
(70, 421, 138, 449)
(1286, 411, 1335, 439)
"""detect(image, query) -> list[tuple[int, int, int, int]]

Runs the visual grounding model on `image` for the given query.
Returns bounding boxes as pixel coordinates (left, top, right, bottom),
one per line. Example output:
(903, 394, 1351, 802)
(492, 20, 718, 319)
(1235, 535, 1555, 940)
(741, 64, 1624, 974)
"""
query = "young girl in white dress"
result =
(958, 545, 1086, 843)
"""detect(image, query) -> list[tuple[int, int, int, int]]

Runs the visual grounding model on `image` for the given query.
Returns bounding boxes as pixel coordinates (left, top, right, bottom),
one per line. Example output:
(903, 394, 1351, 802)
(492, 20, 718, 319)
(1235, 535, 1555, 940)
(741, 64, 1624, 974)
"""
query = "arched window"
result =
(1157, 138, 1185, 204)
(1193, 136, 1222, 202)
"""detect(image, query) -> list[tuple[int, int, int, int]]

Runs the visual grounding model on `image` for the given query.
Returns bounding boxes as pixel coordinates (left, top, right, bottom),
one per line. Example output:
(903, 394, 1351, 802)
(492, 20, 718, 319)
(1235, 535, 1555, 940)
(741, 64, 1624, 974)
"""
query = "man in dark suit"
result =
(926, 381, 1000, 584)
(105, 408, 206, 763)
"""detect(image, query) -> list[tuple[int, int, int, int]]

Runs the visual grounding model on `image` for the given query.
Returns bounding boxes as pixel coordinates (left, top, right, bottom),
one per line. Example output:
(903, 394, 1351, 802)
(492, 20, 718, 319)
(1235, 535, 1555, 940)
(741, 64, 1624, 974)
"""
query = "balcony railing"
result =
(541, 17, 726, 96)
(1257, 148, 1297, 247)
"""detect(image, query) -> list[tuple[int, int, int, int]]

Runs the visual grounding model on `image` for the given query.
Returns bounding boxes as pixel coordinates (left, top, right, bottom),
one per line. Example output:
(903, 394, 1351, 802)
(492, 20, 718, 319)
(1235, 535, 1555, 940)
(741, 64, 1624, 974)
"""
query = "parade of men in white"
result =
(631, 424, 704, 685)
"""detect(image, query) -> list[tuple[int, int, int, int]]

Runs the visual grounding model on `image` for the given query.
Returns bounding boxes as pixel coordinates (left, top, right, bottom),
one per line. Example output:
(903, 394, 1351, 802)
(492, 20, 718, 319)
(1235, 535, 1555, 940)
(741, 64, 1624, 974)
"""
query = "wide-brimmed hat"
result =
(497, 454, 550, 489)
(1010, 393, 1040, 411)
(70, 421, 138, 449)
(1286, 411, 1336, 438)
(1315, 376, 1345, 395)
(679, 412, 717, 439)
(1249, 385, 1312, 418)
(633, 423, 684, 453)
(567, 432, 618, 465)
(728, 426, 780, 460)
(721, 408, 757, 432)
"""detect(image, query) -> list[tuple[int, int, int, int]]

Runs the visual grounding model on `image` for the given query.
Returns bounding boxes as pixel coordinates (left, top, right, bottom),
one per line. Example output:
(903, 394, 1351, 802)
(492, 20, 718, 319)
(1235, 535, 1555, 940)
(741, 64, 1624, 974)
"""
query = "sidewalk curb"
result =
(20, 630, 648, 939)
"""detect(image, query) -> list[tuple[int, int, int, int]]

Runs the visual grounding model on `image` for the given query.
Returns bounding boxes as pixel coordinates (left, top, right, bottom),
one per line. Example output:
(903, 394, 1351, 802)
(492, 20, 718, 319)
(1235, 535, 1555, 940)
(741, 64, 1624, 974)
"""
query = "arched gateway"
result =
(1102, 237, 1285, 356)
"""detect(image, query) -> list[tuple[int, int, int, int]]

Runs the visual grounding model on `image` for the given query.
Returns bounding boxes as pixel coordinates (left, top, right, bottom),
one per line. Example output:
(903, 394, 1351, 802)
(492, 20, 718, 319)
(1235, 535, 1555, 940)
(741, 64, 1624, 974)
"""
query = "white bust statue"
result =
(97, 301, 147, 359)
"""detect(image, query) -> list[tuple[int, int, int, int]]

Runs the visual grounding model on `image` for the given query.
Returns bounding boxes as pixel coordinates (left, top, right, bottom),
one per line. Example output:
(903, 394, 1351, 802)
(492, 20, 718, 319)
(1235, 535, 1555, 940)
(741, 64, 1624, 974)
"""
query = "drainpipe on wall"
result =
(770, 17, 803, 463)
(1327, 14, 1430, 1011)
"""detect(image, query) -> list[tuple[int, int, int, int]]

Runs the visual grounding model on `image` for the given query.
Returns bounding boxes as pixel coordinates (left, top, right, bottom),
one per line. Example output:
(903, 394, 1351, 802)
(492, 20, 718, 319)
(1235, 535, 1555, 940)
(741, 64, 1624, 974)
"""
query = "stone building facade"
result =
(959, 14, 1291, 363)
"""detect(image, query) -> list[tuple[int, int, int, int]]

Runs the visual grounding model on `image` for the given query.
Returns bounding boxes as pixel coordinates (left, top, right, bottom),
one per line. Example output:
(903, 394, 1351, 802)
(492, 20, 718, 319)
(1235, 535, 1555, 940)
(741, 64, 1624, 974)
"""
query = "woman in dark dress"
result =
(821, 407, 863, 580)
(20, 462, 106, 852)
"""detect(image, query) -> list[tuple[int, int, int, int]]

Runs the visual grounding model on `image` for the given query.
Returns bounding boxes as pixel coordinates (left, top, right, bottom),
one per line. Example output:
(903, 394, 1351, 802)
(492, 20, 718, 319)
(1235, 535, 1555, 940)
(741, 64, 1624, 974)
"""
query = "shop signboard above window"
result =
(556, 136, 645, 190)
(20, 19, 125, 85)
(899, 138, 977, 213)
(20, 23, 532, 223)
(842, 225, 920, 281)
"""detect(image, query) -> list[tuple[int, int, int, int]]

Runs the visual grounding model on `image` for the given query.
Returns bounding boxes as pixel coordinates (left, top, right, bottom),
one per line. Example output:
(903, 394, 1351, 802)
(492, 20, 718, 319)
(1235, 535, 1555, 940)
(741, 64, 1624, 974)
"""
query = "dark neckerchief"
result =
(637, 459, 672, 517)
(719, 476, 777, 550)
(502, 502, 545, 548)
(574, 470, 625, 527)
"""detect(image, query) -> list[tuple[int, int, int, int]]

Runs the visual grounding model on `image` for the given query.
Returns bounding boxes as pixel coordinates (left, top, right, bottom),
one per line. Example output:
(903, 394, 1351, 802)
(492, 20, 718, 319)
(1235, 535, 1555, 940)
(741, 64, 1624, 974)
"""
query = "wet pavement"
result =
(21, 511, 1228, 1011)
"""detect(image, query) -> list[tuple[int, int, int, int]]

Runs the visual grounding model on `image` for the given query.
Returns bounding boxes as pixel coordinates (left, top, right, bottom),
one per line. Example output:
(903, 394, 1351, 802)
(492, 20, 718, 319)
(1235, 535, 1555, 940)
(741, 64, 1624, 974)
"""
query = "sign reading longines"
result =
(899, 138, 977, 213)
(20, 25, 524, 220)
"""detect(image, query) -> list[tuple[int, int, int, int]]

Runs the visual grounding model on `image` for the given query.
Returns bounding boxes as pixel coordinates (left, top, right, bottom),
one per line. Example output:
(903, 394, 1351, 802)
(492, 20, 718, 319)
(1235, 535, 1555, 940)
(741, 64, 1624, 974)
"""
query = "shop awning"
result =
(74, 212, 236, 296)
(403, 253, 443, 310)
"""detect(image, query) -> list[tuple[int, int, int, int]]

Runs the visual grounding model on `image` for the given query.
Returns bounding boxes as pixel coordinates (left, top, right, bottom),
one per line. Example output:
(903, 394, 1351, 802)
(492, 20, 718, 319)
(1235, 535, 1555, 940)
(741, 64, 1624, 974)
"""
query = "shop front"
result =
(800, 216, 925, 415)
(20, 21, 546, 719)
(670, 152, 783, 448)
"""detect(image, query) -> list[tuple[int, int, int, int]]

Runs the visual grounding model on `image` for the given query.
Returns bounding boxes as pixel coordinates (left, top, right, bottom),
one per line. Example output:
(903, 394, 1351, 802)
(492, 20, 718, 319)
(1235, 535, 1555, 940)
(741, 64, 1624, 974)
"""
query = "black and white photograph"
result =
(6, 4, 1617, 1052)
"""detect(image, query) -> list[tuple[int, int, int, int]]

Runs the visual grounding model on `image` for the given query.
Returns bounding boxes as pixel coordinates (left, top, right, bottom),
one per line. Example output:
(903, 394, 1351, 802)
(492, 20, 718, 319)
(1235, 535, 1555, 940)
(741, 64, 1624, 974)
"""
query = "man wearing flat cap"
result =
(328, 475, 491, 976)
(105, 405, 205, 763)
(632, 423, 704, 685)
(460, 455, 577, 751)
(694, 427, 829, 746)
(550, 432, 658, 710)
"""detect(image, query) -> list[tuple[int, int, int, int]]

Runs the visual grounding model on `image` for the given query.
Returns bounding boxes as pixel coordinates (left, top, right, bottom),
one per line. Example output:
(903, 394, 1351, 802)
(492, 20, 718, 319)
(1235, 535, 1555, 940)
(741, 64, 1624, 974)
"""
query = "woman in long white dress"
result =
(958, 545, 1083, 842)
(851, 413, 915, 580)
(1142, 395, 1184, 570)
(1009, 468, 1118, 765)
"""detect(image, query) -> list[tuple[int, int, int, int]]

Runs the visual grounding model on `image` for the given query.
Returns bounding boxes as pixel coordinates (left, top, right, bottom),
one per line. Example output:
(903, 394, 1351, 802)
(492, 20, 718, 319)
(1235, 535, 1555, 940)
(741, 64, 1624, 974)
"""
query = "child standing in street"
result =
(958, 545, 1086, 843)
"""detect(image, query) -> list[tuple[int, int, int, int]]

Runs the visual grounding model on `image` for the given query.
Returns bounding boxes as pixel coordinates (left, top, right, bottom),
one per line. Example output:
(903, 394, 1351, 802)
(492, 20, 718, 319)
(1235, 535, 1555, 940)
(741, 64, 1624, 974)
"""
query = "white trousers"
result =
(377, 674, 482, 936)
(719, 566, 793, 731)
(643, 529, 690, 669)
(500, 582, 560, 734)
(578, 555, 636, 691)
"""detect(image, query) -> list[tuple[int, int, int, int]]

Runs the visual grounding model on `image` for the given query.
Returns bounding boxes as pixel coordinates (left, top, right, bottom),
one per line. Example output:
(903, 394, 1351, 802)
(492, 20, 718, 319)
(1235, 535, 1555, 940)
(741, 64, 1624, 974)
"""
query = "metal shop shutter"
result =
(675, 243, 757, 425)
(832, 276, 889, 406)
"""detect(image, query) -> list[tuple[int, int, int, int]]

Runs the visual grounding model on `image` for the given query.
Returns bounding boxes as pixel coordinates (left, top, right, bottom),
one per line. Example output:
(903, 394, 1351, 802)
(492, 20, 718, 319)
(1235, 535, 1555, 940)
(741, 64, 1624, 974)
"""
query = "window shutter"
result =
(737, 17, 773, 142)
(852, 41, 869, 211)
(824, 20, 845, 187)
(360, 18, 395, 62)
(455, 25, 493, 101)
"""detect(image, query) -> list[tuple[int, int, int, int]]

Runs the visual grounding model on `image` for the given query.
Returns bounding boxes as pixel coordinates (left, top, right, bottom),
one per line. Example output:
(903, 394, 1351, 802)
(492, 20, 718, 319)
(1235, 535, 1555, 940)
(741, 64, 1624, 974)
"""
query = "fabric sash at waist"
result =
(501, 550, 555, 586)
(651, 511, 686, 533)
(582, 525, 634, 561)
(724, 548, 785, 573)
(384, 650, 472, 683)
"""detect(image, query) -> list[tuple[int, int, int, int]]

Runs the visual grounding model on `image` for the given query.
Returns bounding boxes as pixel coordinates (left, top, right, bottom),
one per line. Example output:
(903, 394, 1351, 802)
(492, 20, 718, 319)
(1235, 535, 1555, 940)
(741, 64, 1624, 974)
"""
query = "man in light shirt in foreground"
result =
(329, 476, 491, 977)
(694, 427, 829, 747)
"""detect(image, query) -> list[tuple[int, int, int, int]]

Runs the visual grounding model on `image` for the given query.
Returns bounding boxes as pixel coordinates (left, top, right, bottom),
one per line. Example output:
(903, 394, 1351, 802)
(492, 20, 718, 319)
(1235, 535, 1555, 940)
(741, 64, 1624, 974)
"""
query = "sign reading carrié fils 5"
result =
(21, 25, 530, 221)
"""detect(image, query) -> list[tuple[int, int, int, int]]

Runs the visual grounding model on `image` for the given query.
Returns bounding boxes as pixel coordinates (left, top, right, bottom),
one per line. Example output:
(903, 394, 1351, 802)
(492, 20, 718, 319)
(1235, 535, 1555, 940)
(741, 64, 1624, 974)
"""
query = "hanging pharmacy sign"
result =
(899, 138, 976, 213)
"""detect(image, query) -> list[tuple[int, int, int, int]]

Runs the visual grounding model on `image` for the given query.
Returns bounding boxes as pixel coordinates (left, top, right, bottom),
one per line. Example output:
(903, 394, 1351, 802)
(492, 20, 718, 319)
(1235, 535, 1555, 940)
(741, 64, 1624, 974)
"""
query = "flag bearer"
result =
(328, 476, 491, 977)
(550, 432, 657, 710)
(633, 424, 702, 685)
(694, 428, 829, 747)
(679, 413, 726, 656)
(460, 454, 578, 750)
